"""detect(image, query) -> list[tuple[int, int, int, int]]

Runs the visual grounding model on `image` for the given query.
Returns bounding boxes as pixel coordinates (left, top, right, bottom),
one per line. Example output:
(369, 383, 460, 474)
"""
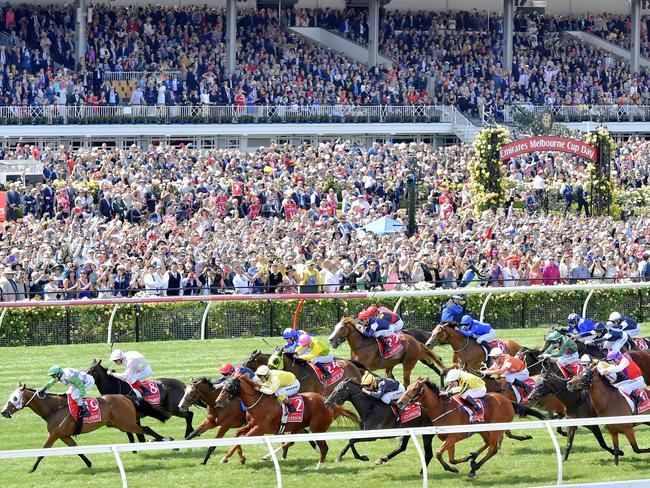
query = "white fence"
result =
(504, 105, 650, 123)
(1, 415, 649, 488)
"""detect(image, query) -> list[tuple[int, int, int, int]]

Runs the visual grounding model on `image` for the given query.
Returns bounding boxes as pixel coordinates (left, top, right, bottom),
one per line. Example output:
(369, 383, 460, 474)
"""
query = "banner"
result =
(0, 191, 6, 222)
(499, 136, 598, 162)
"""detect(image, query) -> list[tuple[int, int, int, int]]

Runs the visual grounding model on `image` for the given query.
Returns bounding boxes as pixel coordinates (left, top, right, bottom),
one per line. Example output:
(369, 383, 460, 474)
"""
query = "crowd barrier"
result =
(1, 282, 650, 347)
(1, 415, 649, 488)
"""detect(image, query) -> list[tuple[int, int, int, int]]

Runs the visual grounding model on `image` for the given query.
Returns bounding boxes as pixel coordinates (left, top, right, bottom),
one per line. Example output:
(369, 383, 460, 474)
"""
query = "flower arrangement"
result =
(468, 127, 510, 216)
(584, 127, 615, 216)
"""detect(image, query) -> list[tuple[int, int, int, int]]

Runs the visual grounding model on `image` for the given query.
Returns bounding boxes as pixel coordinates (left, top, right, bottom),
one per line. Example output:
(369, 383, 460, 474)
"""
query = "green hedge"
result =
(1, 288, 647, 347)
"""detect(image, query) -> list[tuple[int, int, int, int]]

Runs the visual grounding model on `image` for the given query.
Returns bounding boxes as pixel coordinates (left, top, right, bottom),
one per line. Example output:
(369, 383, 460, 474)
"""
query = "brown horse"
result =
(426, 322, 521, 371)
(328, 317, 445, 386)
(481, 374, 566, 419)
(215, 374, 359, 470)
(396, 377, 515, 478)
(241, 349, 363, 396)
(568, 365, 650, 465)
(1, 384, 169, 472)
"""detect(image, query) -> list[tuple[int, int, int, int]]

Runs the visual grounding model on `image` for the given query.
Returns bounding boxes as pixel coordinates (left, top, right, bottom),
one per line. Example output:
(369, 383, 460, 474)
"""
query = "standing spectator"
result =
(299, 260, 322, 293)
(542, 253, 561, 286)
(0, 267, 18, 301)
(164, 263, 182, 296)
(6, 183, 21, 221)
(143, 264, 165, 296)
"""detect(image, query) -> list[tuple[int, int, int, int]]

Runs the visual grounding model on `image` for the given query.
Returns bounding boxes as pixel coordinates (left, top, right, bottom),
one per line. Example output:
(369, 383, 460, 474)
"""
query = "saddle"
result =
(377, 333, 404, 359)
(452, 395, 486, 423)
(621, 388, 650, 414)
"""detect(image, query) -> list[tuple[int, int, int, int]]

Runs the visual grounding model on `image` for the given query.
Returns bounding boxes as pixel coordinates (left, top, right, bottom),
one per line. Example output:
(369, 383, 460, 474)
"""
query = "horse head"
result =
(2, 383, 26, 419)
(324, 378, 357, 408)
(426, 322, 451, 348)
(395, 377, 428, 410)
(242, 350, 262, 370)
(86, 359, 108, 380)
(329, 317, 357, 349)
(567, 367, 593, 392)
(215, 378, 240, 408)
(178, 379, 199, 412)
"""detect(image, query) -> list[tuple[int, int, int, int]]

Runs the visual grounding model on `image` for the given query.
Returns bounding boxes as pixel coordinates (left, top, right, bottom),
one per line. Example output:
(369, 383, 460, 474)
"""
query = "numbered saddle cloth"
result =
(309, 360, 345, 386)
(391, 403, 423, 423)
(377, 333, 404, 358)
(140, 380, 161, 405)
(67, 395, 102, 423)
(452, 395, 486, 423)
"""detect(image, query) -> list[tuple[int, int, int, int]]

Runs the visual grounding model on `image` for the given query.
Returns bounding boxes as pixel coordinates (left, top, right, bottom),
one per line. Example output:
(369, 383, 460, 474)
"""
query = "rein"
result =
(451, 335, 471, 354)
(241, 391, 264, 410)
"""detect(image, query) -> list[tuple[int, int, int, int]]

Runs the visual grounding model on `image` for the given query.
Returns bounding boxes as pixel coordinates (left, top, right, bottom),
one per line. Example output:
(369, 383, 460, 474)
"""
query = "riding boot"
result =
(377, 336, 389, 352)
(513, 379, 532, 396)
(315, 362, 331, 380)
(139, 385, 152, 397)
(78, 403, 90, 419)
(630, 390, 644, 409)
(281, 397, 296, 413)
(463, 396, 483, 417)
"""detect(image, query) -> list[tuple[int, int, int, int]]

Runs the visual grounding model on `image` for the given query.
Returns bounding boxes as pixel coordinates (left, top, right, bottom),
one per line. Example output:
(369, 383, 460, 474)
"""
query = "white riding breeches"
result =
(604, 337, 627, 353)
(311, 354, 334, 364)
(503, 369, 529, 383)
(276, 381, 300, 399)
(556, 352, 580, 366)
(614, 377, 646, 395)
(374, 329, 394, 338)
(389, 319, 404, 333)
(127, 365, 153, 384)
(624, 326, 641, 338)
(461, 386, 487, 400)
(476, 330, 496, 344)
(66, 377, 95, 403)
(381, 385, 406, 404)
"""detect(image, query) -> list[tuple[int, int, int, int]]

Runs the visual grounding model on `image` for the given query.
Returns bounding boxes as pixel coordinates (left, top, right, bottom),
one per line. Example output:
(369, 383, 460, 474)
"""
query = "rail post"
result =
(112, 445, 128, 488)
(65, 306, 71, 344)
(582, 289, 595, 318)
(545, 421, 563, 485)
(200, 302, 213, 340)
(134, 305, 141, 342)
(479, 293, 493, 323)
(264, 436, 282, 488)
(408, 429, 428, 488)
(107, 304, 120, 344)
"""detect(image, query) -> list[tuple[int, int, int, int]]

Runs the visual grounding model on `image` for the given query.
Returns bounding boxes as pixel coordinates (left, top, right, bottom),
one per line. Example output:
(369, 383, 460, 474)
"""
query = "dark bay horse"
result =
(528, 359, 623, 461)
(1, 385, 168, 472)
(215, 374, 359, 470)
(241, 348, 363, 395)
(328, 317, 445, 386)
(425, 322, 522, 371)
(323, 378, 435, 467)
(396, 378, 515, 478)
(568, 365, 650, 465)
(87, 359, 194, 439)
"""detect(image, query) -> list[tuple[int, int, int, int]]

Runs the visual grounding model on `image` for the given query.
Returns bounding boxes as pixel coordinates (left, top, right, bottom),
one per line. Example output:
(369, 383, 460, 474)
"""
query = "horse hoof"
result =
(240, 457, 246, 465)
(374, 459, 384, 465)
(445, 466, 459, 474)
(360, 456, 369, 462)
(335, 457, 342, 463)
(262, 454, 271, 461)
(616, 450, 625, 456)
(220, 458, 228, 464)
(468, 471, 476, 479)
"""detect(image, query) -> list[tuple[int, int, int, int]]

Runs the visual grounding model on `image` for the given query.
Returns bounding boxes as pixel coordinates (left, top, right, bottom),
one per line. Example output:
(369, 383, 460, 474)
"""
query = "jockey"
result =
(109, 349, 153, 398)
(282, 328, 307, 354)
(566, 313, 595, 336)
(597, 350, 646, 406)
(255, 365, 300, 412)
(458, 315, 496, 349)
(295, 333, 333, 380)
(482, 348, 532, 396)
(360, 371, 405, 407)
(541, 331, 579, 366)
(591, 322, 629, 353)
(442, 369, 486, 420)
(357, 305, 403, 350)
(217, 363, 258, 383)
(38, 366, 95, 418)
(440, 295, 466, 324)
(608, 312, 641, 339)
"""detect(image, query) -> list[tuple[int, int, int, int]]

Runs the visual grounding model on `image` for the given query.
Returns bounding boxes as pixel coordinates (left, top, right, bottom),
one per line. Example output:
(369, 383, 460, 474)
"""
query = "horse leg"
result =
(60, 436, 92, 468)
(222, 424, 254, 464)
(186, 418, 215, 440)
(201, 424, 228, 466)
(505, 430, 533, 442)
(468, 433, 502, 478)
(402, 356, 419, 387)
(623, 428, 650, 454)
(376, 435, 409, 465)
(315, 440, 328, 471)
(563, 426, 576, 461)
(585, 425, 623, 457)
(140, 425, 166, 442)
(183, 410, 195, 439)
(422, 434, 434, 472)
(435, 436, 461, 474)
(609, 430, 621, 466)
(30, 434, 57, 473)
(454, 432, 490, 464)
(385, 367, 395, 380)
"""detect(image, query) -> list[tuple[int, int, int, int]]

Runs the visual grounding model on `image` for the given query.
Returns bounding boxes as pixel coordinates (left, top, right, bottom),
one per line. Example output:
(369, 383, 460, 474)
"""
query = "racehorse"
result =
(241, 349, 363, 395)
(514, 347, 548, 376)
(425, 322, 522, 371)
(328, 317, 445, 386)
(323, 378, 435, 467)
(528, 359, 623, 461)
(1, 384, 168, 472)
(568, 364, 650, 465)
(87, 359, 194, 439)
(214, 374, 359, 470)
(396, 377, 515, 478)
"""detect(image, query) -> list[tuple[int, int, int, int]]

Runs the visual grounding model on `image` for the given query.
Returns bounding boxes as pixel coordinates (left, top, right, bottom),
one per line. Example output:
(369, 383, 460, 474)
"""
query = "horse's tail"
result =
(348, 359, 370, 372)
(510, 401, 549, 420)
(332, 405, 360, 427)
(130, 397, 170, 423)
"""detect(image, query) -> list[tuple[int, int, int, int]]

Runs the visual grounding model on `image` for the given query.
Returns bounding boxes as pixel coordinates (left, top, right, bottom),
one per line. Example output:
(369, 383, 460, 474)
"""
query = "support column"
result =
(368, 0, 380, 67)
(503, 0, 514, 74)
(226, 0, 237, 77)
(74, 0, 87, 70)
(631, 0, 641, 79)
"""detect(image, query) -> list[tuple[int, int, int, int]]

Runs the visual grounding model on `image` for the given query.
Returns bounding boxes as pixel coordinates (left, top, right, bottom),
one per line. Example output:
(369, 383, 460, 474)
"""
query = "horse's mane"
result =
(195, 376, 215, 384)
(423, 378, 440, 395)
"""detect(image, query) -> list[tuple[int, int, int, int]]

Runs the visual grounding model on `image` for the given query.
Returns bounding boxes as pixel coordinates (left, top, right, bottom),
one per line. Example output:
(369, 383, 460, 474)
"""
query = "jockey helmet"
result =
(360, 371, 377, 389)
(595, 322, 607, 332)
(48, 365, 63, 377)
(452, 295, 466, 303)
(219, 363, 235, 376)
(110, 349, 126, 362)
(268, 353, 283, 370)
(567, 313, 580, 324)
(282, 328, 295, 340)
(488, 347, 504, 357)
(445, 369, 462, 383)
(606, 350, 622, 361)
(297, 333, 311, 347)
(255, 365, 270, 378)
(460, 315, 473, 326)
(358, 306, 378, 321)
(546, 331, 562, 342)
(608, 312, 622, 324)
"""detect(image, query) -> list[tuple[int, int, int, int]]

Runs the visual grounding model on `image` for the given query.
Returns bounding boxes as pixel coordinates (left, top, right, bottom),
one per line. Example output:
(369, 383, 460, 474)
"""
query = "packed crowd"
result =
(1, 5, 650, 114)
(0, 138, 648, 301)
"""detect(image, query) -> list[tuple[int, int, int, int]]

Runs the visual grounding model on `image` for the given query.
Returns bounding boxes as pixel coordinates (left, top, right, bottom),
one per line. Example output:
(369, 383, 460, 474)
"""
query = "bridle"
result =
(438, 325, 470, 353)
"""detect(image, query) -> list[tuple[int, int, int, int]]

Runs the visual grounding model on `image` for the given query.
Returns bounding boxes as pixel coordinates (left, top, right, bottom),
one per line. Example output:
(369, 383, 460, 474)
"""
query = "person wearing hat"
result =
(442, 368, 486, 420)
(37, 365, 95, 418)
(482, 348, 532, 398)
(440, 294, 466, 324)
(0, 266, 18, 302)
(360, 370, 405, 407)
(254, 365, 299, 412)
(541, 330, 580, 367)
(299, 260, 321, 294)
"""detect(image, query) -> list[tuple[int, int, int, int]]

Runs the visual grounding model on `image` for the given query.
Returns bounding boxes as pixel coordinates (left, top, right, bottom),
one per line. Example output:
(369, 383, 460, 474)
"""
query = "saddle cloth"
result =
(452, 395, 486, 423)
(140, 380, 161, 405)
(632, 338, 649, 351)
(279, 395, 305, 433)
(621, 388, 650, 414)
(309, 361, 345, 386)
(377, 333, 405, 358)
(67, 395, 102, 423)
(558, 362, 585, 379)
(512, 377, 536, 404)
(391, 403, 423, 423)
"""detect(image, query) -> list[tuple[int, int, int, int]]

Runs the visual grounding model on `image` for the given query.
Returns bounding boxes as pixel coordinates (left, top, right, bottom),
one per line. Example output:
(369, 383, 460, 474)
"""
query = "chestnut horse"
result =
(426, 322, 521, 371)
(328, 317, 445, 386)
(396, 377, 515, 478)
(215, 374, 359, 470)
(1, 385, 169, 472)
(241, 348, 363, 395)
(568, 365, 650, 465)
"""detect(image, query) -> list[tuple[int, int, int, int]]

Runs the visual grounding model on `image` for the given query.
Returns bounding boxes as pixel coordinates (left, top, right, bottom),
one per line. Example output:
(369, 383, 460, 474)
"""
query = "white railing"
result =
(1, 415, 649, 488)
(0, 104, 446, 125)
(104, 70, 181, 81)
(504, 105, 650, 123)
(0, 281, 648, 345)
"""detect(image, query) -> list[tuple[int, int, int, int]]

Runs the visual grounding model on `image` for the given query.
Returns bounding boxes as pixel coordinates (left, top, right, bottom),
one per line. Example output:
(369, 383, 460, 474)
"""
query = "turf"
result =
(1, 327, 650, 488)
